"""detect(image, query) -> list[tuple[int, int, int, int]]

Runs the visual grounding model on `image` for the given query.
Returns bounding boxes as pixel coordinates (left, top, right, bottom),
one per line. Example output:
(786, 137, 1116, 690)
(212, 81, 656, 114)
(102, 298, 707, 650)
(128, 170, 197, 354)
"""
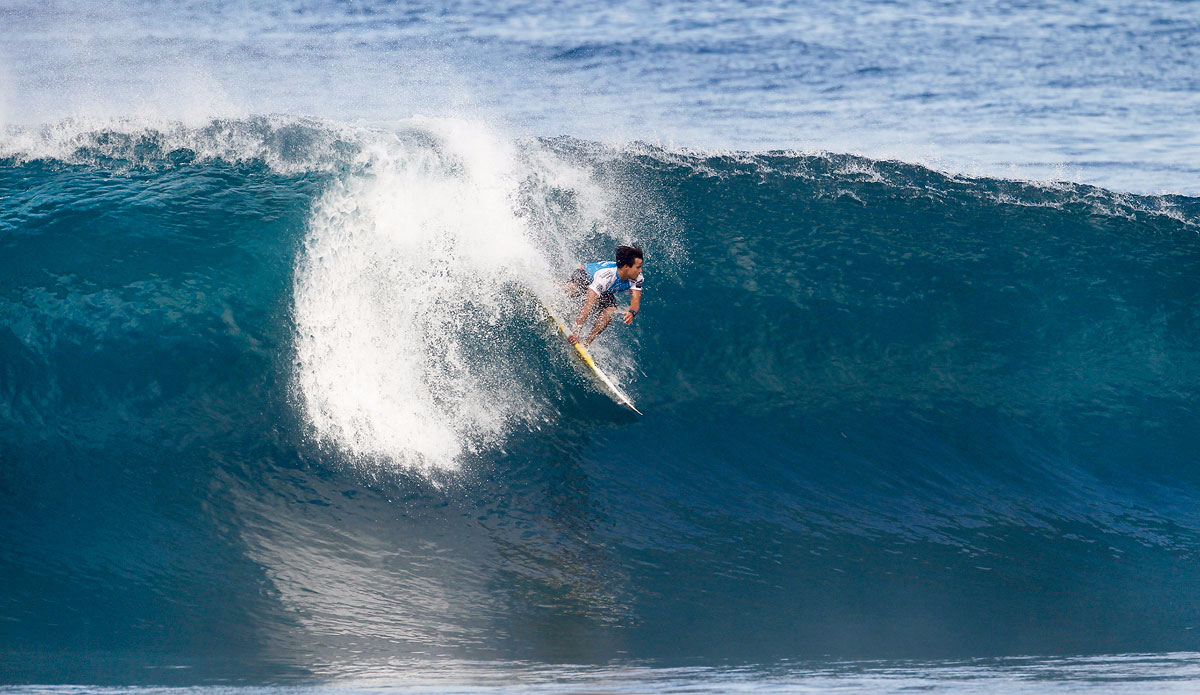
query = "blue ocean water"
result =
(5, 0, 1200, 193)
(3, 1, 1200, 692)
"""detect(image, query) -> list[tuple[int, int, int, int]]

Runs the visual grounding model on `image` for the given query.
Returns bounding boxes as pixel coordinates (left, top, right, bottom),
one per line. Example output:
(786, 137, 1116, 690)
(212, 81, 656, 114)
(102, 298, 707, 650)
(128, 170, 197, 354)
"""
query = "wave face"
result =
(2, 118, 1200, 684)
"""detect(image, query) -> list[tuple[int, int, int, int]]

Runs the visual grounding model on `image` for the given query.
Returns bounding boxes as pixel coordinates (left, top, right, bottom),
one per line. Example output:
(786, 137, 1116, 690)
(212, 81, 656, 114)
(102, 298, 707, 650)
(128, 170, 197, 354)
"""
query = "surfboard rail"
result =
(542, 305, 642, 415)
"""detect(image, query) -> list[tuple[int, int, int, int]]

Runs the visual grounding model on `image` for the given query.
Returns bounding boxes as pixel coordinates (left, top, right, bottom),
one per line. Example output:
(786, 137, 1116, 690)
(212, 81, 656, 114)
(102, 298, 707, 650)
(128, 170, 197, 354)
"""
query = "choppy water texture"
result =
(4, 0, 1200, 193)
(7, 653, 1200, 693)
(3, 0, 1200, 692)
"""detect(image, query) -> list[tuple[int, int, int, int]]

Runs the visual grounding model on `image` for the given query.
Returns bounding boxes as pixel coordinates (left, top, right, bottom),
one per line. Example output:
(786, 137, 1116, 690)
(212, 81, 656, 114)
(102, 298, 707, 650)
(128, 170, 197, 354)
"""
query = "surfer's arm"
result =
(569, 290, 599, 344)
(622, 289, 641, 325)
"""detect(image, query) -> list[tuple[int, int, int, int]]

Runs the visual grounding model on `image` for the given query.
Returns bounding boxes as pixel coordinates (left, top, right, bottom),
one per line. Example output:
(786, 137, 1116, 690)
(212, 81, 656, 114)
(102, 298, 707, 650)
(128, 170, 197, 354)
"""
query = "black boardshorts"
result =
(568, 267, 617, 310)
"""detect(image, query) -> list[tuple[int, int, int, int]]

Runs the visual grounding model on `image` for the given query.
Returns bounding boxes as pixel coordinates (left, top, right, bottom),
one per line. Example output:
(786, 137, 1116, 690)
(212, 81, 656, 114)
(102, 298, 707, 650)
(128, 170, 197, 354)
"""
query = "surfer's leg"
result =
(585, 305, 618, 346)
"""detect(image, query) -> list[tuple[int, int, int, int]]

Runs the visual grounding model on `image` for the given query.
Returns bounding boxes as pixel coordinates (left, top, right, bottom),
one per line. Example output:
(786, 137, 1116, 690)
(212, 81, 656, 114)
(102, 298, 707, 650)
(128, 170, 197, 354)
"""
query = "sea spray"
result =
(291, 119, 630, 470)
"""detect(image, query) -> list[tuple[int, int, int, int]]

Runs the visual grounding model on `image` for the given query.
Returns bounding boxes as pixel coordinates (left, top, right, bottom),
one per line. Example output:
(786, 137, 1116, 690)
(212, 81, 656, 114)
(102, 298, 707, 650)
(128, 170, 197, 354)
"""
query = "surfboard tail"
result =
(574, 342, 642, 414)
(542, 303, 641, 415)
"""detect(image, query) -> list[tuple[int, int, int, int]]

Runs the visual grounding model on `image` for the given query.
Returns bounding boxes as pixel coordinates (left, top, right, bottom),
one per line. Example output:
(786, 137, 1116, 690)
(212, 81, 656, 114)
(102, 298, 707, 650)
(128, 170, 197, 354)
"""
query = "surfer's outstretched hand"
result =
(622, 310, 636, 325)
(567, 334, 580, 345)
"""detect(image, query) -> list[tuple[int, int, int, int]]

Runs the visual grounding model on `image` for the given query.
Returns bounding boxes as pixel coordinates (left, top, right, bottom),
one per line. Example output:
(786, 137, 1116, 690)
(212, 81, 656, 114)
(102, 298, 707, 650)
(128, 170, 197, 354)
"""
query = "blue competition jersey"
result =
(584, 261, 645, 295)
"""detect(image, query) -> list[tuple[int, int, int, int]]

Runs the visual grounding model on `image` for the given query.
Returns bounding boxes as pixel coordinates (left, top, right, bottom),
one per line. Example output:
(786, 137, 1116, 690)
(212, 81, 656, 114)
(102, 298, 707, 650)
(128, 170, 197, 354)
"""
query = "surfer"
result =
(565, 245, 644, 346)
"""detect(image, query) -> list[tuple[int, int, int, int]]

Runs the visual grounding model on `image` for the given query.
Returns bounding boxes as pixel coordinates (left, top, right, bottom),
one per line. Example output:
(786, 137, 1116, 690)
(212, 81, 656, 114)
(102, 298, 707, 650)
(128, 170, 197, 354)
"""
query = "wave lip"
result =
(0, 116, 368, 173)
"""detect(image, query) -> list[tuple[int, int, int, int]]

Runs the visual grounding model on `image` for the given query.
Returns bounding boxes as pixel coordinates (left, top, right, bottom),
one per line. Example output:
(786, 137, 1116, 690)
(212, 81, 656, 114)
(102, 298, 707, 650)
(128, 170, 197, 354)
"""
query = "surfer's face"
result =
(619, 257, 643, 280)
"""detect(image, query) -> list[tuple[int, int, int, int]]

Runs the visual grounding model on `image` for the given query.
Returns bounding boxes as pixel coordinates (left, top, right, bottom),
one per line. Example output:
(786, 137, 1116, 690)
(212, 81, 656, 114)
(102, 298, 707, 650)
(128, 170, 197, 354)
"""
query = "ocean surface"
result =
(3, 0, 1200, 692)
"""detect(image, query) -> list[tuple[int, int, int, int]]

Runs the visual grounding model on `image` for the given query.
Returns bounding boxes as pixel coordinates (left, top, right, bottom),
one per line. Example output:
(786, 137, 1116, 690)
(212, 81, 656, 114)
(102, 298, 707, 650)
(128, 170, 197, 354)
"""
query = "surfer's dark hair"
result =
(616, 245, 643, 268)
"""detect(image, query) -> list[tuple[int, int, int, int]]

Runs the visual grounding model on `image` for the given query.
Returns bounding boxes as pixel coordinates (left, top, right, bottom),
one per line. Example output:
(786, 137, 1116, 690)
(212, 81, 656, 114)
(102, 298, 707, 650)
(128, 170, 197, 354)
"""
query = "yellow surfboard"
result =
(543, 305, 642, 415)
